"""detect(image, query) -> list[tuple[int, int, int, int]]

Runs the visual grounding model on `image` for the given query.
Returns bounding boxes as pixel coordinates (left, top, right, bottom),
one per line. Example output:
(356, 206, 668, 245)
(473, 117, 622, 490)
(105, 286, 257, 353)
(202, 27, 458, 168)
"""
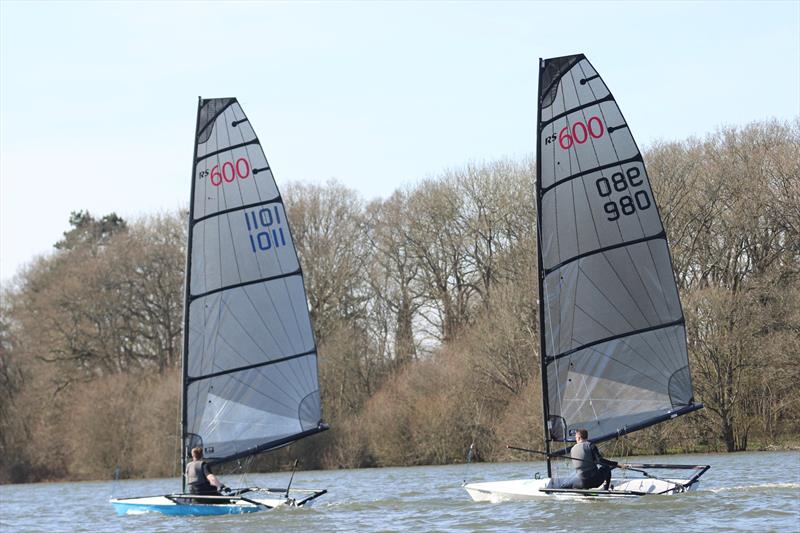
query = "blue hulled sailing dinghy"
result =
(112, 98, 328, 516)
(464, 55, 709, 501)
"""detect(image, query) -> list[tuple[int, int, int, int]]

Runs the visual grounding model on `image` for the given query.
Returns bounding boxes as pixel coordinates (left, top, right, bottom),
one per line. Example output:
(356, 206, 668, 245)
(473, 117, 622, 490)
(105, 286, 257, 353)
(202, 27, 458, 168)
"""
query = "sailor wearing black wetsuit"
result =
(185, 447, 226, 495)
(558, 428, 618, 490)
(186, 460, 217, 494)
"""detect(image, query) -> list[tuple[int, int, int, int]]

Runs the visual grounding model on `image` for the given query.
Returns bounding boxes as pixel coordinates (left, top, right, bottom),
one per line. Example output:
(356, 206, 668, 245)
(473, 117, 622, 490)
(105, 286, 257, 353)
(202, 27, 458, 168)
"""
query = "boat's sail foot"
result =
(537, 54, 702, 445)
(183, 97, 327, 467)
(548, 403, 704, 456)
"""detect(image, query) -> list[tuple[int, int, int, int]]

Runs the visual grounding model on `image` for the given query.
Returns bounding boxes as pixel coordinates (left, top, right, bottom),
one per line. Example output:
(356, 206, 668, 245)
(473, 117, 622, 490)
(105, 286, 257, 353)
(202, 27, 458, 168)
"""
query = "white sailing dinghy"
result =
(464, 55, 709, 501)
(112, 98, 329, 516)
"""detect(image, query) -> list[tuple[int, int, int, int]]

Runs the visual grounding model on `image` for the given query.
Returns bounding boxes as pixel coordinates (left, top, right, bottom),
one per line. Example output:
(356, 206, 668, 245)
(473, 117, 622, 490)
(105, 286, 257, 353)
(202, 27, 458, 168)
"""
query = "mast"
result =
(180, 96, 203, 492)
(535, 57, 552, 478)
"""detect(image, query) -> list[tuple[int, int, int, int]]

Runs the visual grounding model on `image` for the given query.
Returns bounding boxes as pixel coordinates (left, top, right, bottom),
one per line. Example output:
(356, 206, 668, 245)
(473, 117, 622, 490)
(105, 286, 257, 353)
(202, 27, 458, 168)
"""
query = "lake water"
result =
(1, 451, 798, 532)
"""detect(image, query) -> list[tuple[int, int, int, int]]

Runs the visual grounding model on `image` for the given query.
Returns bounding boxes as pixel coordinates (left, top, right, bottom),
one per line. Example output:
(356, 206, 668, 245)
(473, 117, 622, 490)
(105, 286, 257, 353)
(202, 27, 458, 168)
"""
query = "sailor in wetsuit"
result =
(185, 447, 227, 495)
(558, 428, 623, 490)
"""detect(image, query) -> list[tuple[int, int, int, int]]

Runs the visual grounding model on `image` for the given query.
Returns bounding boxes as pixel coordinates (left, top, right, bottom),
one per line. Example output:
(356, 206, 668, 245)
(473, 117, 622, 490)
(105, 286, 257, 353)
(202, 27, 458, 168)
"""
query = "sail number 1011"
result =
(595, 167, 652, 221)
(244, 206, 287, 253)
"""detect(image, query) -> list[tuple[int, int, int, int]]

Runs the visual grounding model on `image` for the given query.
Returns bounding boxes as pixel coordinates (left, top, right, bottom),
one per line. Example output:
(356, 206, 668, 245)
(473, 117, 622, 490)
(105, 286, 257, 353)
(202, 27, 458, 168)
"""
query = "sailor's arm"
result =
(592, 443, 619, 468)
(204, 463, 226, 490)
(601, 457, 619, 468)
(207, 472, 224, 488)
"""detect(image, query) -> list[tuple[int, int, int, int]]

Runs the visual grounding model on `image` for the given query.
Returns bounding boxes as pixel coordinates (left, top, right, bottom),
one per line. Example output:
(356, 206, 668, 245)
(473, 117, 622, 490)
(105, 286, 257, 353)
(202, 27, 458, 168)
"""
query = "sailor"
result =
(185, 447, 228, 495)
(558, 428, 622, 490)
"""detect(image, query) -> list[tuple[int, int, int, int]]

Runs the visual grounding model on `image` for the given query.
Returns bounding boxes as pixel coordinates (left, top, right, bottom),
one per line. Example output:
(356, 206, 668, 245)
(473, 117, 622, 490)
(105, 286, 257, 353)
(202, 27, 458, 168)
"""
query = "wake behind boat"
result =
(112, 97, 328, 516)
(464, 54, 709, 501)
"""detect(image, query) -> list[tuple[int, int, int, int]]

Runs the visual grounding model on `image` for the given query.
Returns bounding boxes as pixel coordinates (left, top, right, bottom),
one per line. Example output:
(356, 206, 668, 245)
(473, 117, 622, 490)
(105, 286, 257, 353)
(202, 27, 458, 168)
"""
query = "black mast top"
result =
(180, 97, 203, 492)
(535, 58, 552, 478)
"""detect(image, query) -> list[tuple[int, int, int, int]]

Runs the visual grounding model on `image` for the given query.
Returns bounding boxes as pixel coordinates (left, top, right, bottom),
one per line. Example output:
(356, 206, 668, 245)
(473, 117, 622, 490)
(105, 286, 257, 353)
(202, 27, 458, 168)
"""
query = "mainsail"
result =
(535, 55, 702, 464)
(182, 97, 327, 477)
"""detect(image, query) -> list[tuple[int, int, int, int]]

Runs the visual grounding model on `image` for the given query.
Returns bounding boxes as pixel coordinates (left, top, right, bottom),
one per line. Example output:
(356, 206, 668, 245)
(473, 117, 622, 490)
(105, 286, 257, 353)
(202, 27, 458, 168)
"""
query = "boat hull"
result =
(464, 477, 697, 501)
(110, 495, 272, 516)
(464, 478, 552, 502)
(111, 488, 326, 516)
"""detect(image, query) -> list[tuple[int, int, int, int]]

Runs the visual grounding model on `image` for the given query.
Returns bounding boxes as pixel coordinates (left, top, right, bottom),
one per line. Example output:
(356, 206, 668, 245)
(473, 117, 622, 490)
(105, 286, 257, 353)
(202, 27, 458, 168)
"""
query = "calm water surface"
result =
(1, 451, 798, 532)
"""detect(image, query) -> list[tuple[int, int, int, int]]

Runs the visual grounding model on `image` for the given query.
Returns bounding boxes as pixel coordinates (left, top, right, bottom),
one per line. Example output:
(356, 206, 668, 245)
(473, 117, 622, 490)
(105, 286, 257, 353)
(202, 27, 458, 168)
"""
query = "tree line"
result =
(1, 118, 798, 483)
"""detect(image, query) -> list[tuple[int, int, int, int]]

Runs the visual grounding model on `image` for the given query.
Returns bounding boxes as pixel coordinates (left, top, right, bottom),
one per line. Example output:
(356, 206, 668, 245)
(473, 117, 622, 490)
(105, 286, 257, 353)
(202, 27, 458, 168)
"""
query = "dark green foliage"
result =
(55, 210, 128, 250)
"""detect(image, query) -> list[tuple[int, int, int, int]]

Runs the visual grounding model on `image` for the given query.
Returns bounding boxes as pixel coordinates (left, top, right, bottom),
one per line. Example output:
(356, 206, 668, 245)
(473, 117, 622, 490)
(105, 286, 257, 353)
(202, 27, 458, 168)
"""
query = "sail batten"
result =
(540, 93, 616, 127)
(543, 231, 667, 275)
(188, 268, 303, 301)
(197, 139, 262, 163)
(546, 317, 686, 363)
(188, 349, 318, 383)
(536, 55, 700, 446)
(182, 97, 326, 466)
(540, 154, 644, 194)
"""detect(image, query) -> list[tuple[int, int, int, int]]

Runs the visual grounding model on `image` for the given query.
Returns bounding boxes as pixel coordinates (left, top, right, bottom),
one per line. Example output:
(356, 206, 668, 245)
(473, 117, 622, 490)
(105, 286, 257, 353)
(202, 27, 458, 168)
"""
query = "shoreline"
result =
(3, 447, 799, 486)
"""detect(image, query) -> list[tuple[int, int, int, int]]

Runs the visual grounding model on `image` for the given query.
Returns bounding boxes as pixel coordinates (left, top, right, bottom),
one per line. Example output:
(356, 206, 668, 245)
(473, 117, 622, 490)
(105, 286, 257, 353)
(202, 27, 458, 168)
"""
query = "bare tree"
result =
(363, 191, 423, 367)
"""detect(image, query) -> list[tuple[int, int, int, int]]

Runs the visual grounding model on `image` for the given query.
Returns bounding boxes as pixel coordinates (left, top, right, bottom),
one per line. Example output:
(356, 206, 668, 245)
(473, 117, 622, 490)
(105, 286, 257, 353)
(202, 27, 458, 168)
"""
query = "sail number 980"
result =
(595, 167, 651, 221)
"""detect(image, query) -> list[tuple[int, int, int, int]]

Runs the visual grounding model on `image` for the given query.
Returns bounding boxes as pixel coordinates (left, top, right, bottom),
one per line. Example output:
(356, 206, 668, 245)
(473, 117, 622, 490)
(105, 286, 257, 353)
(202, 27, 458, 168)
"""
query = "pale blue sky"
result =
(1, 0, 798, 283)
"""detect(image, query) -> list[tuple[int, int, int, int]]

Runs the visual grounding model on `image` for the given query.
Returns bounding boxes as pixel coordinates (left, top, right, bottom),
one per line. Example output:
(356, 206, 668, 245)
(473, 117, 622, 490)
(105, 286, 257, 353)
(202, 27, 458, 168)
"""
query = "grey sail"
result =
(536, 55, 701, 451)
(182, 98, 327, 468)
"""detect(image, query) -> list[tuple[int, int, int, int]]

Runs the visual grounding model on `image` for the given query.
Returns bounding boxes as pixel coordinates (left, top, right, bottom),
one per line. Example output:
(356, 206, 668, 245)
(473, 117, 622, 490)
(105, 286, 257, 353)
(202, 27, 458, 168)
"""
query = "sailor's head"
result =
(575, 428, 589, 442)
(191, 447, 204, 460)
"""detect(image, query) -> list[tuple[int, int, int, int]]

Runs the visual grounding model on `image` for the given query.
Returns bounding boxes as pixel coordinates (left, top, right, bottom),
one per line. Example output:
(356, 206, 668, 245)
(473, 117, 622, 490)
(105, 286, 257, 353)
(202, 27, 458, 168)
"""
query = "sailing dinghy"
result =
(464, 54, 709, 501)
(112, 97, 328, 516)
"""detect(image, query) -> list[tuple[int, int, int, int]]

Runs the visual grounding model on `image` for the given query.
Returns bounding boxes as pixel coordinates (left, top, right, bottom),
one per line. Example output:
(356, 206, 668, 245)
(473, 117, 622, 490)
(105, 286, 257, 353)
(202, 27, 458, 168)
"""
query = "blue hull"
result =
(111, 500, 265, 516)
(110, 488, 325, 516)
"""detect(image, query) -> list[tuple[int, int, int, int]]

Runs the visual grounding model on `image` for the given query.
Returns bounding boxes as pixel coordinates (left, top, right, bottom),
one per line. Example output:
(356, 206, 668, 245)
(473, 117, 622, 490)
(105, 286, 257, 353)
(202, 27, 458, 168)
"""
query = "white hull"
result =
(464, 478, 553, 502)
(464, 477, 697, 502)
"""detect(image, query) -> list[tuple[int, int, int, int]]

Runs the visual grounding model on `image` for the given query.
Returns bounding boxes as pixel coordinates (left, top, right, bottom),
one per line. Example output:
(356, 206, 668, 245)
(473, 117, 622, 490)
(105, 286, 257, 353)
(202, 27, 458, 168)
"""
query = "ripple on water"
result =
(0, 452, 798, 532)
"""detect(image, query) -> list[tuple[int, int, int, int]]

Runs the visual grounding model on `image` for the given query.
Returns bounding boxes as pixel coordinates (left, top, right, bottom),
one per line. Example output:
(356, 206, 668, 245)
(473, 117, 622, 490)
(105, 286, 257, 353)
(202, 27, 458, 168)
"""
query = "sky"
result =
(1, 1, 798, 284)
